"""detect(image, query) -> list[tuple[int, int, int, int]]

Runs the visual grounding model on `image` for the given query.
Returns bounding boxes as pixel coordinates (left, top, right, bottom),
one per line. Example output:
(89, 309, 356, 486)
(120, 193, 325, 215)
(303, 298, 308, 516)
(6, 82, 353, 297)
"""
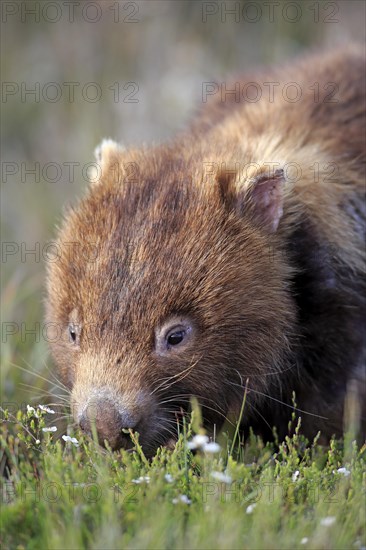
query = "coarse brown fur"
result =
(46, 46, 366, 456)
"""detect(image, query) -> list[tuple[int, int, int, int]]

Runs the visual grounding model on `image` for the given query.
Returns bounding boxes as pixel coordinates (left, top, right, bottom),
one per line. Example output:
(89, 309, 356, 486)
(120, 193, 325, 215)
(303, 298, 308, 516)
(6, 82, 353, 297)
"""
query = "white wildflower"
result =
(246, 503, 257, 514)
(27, 405, 40, 417)
(301, 537, 309, 544)
(172, 495, 191, 505)
(132, 476, 150, 484)
(38, 404, 55, 414)
(42, 426, 57, 432)
(320, 516, 336, 527)
(187, 434, 209, 450)
(203, 442, 221, 454)
(164, 474, 174, 483)
(292, 470, 300, 482)
(35, 439, 40, 445)
(62, 435, 79, 446)
(211, 471, 232, 484)
(336, 467, 351, 477)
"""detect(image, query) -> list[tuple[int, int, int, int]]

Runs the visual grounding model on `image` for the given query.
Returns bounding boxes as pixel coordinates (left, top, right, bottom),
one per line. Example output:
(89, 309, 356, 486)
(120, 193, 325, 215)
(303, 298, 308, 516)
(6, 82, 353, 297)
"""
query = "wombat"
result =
(46, 47, 365, 456)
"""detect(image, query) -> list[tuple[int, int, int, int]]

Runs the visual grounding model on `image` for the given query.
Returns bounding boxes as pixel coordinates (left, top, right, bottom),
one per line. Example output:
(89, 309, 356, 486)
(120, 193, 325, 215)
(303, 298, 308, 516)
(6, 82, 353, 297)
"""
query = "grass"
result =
(1, 400, 365, 550)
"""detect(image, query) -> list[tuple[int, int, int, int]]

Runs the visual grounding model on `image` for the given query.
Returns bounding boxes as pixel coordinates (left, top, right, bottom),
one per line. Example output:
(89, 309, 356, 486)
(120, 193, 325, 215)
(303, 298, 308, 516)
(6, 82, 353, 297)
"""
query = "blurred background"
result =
(1, 0, 365, 408)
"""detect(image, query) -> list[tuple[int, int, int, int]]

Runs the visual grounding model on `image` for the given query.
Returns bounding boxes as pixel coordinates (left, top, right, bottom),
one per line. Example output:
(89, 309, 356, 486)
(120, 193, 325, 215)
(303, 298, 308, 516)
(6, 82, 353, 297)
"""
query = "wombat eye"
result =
(69, 324, 77, 343)
(155, 317, 195, 355)
(167, 330, 185, 347)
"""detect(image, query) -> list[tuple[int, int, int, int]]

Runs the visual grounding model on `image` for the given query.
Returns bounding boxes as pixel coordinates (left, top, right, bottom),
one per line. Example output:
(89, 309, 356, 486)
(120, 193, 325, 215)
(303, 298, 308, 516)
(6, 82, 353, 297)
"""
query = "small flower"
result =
(320, 516, 336, 527)
(187, 434, 209, 450)
(336, 467, 351, 477)
(132, 476, 150, 484)
(27, 405, 40, 417)
(203, 442, 221, 454)
(211, 471, 232, 484)
(292, 470, 300, 482)
(38, 404, 55, 414)
(164, 474, 174, 483)
(42, 426, 57, 432)
(246, 503, 257, 514)
(62, 435, 79, 446)
(35, 439, 40, 445)
(300, 537, 309, 544)
(172, 495, 191, 505)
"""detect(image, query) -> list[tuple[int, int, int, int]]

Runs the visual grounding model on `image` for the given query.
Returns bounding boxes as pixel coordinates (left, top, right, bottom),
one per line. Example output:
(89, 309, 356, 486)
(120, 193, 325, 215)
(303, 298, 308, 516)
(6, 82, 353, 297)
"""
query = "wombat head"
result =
(46, 139, 296, 456)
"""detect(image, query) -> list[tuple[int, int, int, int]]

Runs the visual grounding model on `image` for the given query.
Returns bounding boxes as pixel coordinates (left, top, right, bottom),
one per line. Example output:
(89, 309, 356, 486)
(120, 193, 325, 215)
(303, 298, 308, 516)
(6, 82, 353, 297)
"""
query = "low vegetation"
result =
(1, 402, 365, 550)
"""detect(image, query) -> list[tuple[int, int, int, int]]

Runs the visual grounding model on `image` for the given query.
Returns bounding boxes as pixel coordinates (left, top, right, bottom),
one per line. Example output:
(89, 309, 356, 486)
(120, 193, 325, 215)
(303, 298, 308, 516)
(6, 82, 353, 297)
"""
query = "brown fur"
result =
(46, 47, 365, 455)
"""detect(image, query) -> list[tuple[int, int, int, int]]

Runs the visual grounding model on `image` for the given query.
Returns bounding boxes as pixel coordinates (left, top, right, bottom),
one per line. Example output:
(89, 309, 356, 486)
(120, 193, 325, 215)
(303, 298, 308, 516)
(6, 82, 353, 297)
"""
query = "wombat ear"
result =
(90, 139, 125, 185)
(244, 169, 285, 232)
(218, 168, 285, 233)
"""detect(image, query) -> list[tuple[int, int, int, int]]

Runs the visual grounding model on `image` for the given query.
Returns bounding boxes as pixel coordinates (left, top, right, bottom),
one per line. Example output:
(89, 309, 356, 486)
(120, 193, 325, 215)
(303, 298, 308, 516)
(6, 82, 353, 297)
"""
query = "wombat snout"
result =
(76, 396, 140, 450)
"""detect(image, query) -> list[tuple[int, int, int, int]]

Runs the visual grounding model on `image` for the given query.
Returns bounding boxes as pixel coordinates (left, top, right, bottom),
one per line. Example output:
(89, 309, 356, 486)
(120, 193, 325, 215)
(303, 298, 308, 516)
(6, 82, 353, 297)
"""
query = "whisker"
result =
(40, 357, 70, 392)
(228, 382, 328, 420)
(18, 384, 70, 404)
(246, 402, 273, 432)
(157, 395, 236, 427)
(51, 415, 74, 423)
(157, 393, 227, 414)
(150, 354, 204, 396)
(8, 361, 69, 395)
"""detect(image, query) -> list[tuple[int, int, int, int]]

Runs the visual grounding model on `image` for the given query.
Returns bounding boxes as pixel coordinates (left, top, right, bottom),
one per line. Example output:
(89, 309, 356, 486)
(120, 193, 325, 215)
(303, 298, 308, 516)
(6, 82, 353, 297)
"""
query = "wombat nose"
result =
(78, 399, 139, 450)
